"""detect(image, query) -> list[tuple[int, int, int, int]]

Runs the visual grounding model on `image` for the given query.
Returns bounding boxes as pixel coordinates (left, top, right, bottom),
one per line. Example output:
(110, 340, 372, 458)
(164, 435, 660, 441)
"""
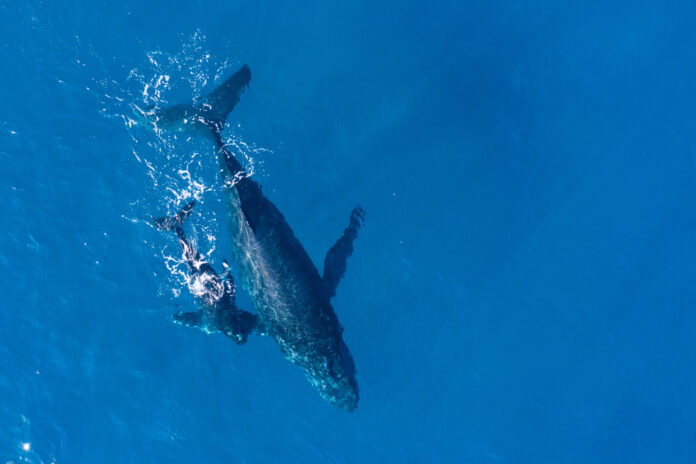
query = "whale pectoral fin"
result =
(172, 310, 205, 330)
(241, 311, 267, 337)
(226, 311, 267, 345)
(322, 206, 365, 298)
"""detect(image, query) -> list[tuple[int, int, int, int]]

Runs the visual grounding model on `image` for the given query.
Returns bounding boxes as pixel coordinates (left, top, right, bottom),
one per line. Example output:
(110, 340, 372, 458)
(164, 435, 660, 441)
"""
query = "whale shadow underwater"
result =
(147, 65, 364, 411)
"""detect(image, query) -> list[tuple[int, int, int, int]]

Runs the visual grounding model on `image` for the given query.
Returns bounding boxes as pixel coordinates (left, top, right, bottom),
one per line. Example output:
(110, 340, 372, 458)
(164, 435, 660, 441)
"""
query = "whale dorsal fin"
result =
(323, 206, 364, 298)
(197, 64, 251, 128)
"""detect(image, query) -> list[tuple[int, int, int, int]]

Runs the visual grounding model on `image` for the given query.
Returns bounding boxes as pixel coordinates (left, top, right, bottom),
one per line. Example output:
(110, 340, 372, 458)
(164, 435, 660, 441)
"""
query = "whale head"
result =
(307, 339, 359, 412)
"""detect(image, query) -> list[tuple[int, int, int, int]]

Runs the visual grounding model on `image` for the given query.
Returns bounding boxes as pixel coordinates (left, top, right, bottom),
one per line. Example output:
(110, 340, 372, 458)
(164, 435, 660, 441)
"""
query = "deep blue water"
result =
(2, 1, 696, 462)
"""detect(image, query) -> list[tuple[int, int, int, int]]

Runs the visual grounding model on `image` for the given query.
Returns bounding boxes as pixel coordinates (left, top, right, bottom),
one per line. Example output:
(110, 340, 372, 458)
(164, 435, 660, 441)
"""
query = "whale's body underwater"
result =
(144, 65, 364, 411)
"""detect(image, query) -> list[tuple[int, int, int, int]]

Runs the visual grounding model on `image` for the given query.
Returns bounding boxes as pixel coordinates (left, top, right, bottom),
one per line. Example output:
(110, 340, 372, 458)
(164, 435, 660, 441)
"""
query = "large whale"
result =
(142, 65, 364, 411)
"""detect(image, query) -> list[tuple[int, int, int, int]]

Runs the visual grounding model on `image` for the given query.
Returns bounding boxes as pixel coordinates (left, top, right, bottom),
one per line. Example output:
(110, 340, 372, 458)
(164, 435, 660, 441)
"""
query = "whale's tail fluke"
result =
(135, 65, 251, 139)
(154, 200, 197, 232)
(198, 64, 251, 131)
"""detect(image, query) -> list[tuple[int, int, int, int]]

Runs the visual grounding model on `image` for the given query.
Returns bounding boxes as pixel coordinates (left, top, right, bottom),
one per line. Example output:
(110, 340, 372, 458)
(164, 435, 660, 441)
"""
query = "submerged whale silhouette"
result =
(154, 199, 265, 345)
(145, 65, 364, 411)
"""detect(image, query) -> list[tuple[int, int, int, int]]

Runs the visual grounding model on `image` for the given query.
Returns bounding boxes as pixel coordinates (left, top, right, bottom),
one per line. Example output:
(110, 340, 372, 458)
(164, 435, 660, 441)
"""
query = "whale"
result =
(154, 199, 265, 345)
(145, 65, 364, 411)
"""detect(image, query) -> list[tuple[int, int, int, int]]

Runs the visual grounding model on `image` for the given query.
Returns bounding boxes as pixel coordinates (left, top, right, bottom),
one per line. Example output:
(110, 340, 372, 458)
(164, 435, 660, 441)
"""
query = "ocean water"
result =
(2, 0, 696, 462)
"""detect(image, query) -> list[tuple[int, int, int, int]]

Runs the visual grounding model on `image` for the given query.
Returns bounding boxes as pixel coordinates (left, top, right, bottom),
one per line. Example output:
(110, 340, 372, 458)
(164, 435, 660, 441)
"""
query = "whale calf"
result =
(148, 65, 364, 411)
(154, 199, 265, 345)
